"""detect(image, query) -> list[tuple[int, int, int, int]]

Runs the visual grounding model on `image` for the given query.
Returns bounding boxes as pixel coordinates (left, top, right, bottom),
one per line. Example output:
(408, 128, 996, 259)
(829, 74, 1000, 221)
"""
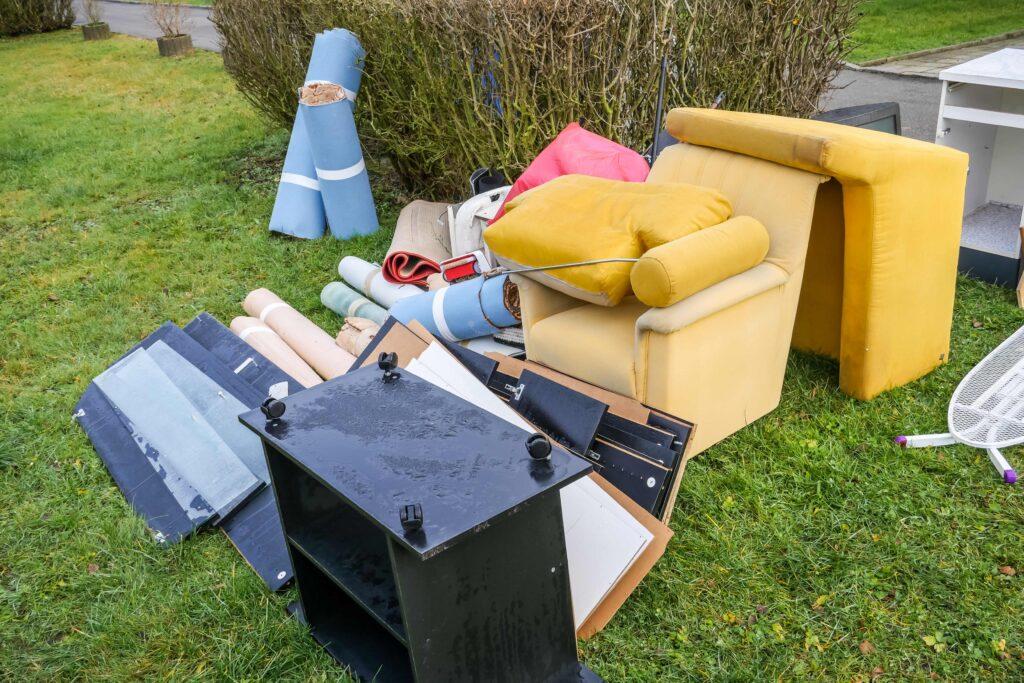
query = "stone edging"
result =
(852, 28, 1024, 68)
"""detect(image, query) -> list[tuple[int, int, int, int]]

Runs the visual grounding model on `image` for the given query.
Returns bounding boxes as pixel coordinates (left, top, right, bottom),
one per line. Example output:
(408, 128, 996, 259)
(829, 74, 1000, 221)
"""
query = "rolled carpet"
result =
(300, 84, 378, 239)
(242, 288, 355, 380)
(335, 317, 380, 356)
(269, 29, 366, 240)
(320, 280, 387, 325)
(229, 317, 323, 388)
(338, 256, 421, 308)
(382, 200, 451, 285)
(389, 274, 521, 341)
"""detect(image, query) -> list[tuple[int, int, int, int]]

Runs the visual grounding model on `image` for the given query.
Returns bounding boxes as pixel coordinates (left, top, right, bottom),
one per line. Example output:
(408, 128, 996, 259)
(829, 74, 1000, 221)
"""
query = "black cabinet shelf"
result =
(287, 515, 406, 644)
(290, 550, 414, 682)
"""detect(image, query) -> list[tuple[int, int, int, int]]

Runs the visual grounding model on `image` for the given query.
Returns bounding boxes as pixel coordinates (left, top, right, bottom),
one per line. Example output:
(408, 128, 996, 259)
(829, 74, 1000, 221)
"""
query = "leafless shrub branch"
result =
(149, 0, 191, 37)
(214, 0, 857, 195)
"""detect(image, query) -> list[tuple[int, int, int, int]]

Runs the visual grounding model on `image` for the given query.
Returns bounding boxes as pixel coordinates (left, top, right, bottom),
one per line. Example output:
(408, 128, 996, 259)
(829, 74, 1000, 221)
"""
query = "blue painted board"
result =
(182, 313, 295, 591)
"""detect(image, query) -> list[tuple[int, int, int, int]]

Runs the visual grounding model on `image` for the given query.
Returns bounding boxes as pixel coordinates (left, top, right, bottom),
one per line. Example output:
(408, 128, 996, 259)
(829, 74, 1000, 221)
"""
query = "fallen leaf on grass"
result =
(87, 563, 99, 574)
(860, 640, 876, 655)
(923, 633, 948, 653)
(973, 319, 984, 329)
(871, 666, 884, 680)
(47, 293, 58, 302)
(999, 565, 1016, 576)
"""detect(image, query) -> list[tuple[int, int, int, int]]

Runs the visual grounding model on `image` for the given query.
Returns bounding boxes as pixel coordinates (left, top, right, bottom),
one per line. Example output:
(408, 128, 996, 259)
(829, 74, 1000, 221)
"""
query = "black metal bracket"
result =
(378, 352, 401, 383)
(400, 503, 423, 533)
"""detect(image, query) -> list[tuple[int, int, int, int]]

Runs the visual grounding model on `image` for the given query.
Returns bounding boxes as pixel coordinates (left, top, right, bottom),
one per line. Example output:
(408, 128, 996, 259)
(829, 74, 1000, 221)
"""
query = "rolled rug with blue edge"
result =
(301, 84, 378, 239)
(320, 281, 388, 325)
(389, 274, 521, 341)
(269, 29, 366, 239)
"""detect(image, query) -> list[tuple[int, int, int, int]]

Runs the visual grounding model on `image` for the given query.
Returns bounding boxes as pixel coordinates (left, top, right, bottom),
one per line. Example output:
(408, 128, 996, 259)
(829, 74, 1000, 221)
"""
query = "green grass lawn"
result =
(851, 0, 1024, 63)
(2, 29, 1024, 681)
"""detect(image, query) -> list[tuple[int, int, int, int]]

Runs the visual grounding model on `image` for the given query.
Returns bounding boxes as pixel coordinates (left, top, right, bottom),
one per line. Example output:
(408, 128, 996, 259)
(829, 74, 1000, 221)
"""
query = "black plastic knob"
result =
(378, 352, 400, 383)
(526, 433, 552, 461)
(260, 397, 286, 420)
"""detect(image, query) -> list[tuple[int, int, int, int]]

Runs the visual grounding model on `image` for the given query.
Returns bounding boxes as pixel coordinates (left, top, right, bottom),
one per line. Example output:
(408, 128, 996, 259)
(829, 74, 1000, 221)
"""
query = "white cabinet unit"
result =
(937, 48, 1024, 285)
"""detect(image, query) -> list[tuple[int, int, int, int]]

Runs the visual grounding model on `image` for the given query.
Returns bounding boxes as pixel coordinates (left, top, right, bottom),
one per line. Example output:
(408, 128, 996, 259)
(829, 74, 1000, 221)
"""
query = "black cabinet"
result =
(240, 366, 599, 682)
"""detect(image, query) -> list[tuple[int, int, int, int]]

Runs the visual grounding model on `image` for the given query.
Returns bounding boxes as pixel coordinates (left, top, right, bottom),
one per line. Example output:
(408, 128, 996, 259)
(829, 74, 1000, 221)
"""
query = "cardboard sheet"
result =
(359, 323, 674, 637)
(561, 476, 652, 627)
(406, 342, 653, 630)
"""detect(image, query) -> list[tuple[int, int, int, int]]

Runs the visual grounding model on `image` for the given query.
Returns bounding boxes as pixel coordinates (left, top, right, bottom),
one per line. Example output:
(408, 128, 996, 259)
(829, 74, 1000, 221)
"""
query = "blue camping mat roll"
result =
(270, 29, 366, 239)
(390, 274, 521, 341)
(301, 87, 378, 239)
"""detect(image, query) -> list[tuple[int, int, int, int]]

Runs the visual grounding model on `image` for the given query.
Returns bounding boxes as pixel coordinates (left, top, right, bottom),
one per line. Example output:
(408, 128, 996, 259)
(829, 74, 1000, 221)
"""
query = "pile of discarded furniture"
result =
(74, 26, 984, 683)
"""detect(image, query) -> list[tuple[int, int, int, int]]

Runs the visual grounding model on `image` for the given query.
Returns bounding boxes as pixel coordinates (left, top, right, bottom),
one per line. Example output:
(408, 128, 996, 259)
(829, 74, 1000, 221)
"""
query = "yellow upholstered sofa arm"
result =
(630, 216, 769, 308)
(637, 262, 788, 334)
(666, 107, 966, 183)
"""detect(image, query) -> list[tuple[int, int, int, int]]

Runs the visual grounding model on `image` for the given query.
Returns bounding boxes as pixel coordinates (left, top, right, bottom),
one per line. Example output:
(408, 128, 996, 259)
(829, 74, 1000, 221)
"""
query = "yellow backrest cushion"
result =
(630, 216, 770, 307)
(484, 174, 732, 306)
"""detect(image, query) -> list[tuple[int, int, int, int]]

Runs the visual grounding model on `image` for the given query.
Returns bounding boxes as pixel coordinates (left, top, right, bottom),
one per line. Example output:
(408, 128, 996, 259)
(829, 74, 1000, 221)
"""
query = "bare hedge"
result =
(213, 0, 857, 194)
(0, 0, 74, 36)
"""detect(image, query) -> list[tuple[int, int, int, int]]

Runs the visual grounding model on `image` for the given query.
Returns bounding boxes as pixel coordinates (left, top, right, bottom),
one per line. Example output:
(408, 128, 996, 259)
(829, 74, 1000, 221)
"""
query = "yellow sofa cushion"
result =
(630, 216, 769, 307)
(484, 174, 732, 306)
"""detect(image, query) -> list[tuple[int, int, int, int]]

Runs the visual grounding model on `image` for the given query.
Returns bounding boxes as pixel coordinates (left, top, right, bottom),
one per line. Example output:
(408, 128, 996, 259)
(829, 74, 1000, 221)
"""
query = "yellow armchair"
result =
(517, 108, 968, 455)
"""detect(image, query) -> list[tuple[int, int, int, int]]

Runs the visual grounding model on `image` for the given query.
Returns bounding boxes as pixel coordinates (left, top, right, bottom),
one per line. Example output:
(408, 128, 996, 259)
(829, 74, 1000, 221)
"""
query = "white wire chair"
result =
(896, 325, 1023, 484)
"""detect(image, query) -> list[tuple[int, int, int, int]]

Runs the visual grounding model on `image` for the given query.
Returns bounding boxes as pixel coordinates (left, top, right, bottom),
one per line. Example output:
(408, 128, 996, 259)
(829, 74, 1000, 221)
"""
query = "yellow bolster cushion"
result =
(484, 174, 732, 307)
(630, 216, 770, 308)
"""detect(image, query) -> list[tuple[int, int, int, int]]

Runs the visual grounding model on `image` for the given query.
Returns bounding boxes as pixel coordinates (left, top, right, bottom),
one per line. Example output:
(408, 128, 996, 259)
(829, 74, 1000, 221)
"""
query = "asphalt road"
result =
(76, 0, 941, 141)
(74, 0, 219, 52)
(821, 68, 942, 141)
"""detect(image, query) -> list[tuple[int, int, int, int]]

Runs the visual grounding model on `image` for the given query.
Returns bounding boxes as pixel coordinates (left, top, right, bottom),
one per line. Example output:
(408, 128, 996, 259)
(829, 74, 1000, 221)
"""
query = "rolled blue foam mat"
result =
(269, 29, 366, 239)
(301, 94, 378, 239)
(390, 274, 520, 341)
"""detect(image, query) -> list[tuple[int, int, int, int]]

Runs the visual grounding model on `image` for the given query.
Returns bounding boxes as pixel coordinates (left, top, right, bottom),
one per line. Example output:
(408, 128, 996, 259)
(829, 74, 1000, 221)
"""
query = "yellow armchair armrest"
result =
(629, 216, 769, 308)
(637, 262, 788, 335)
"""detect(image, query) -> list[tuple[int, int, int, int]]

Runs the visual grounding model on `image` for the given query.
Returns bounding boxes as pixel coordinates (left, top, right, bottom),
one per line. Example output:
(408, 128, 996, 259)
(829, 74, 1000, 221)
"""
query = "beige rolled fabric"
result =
(229, 317, 324, 388)
(382, 200, 451, 286)
(426, 272, 449, 291)
(242, 288, 355, 380)
(335, 317, 380, 356)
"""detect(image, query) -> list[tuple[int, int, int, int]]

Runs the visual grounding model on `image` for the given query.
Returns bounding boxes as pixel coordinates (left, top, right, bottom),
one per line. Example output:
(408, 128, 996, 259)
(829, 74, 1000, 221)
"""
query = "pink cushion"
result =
(491, 123, 650, 223)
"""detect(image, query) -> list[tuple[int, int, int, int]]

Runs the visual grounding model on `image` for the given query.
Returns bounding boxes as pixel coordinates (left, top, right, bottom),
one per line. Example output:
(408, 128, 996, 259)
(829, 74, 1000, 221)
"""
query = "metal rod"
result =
(488, 258, 640, 278)
(650, 55, 669, 163)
